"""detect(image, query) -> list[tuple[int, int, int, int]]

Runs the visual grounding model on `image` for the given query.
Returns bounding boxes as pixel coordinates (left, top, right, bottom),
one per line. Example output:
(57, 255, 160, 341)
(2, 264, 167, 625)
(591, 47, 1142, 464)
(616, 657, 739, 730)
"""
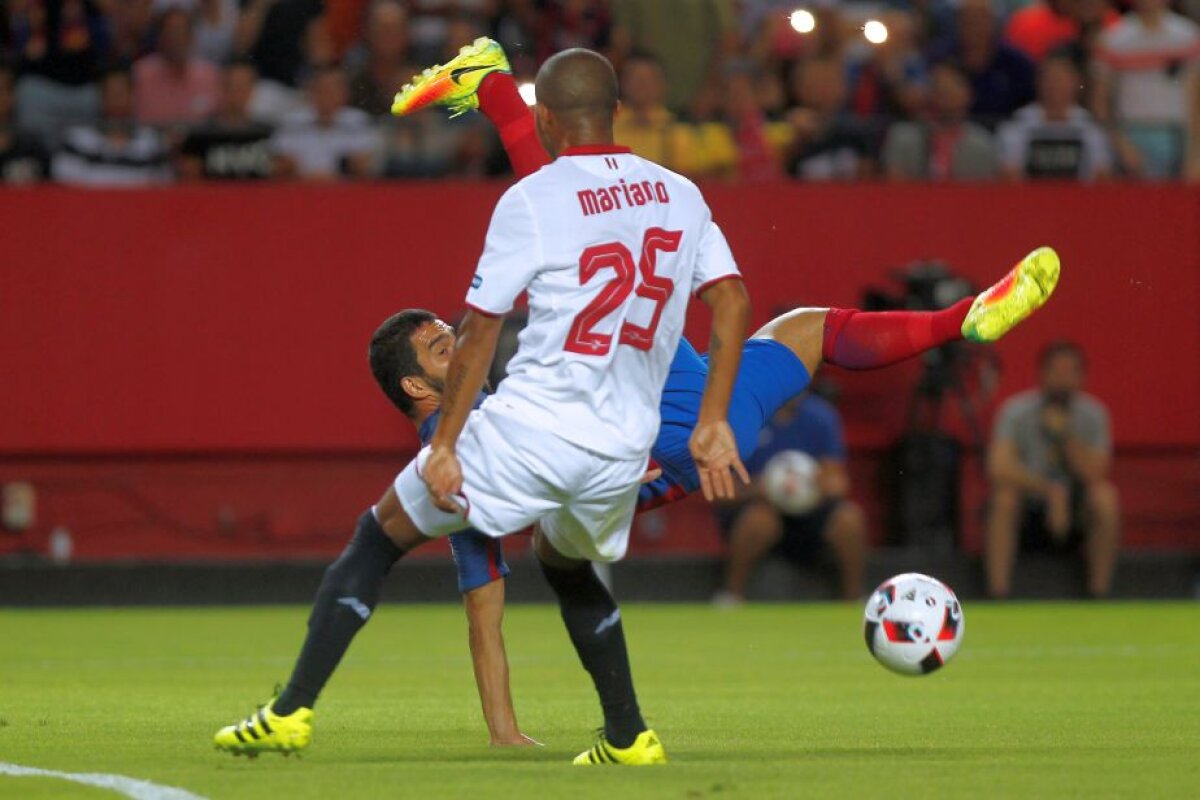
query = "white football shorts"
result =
(394, 402, 647, 563)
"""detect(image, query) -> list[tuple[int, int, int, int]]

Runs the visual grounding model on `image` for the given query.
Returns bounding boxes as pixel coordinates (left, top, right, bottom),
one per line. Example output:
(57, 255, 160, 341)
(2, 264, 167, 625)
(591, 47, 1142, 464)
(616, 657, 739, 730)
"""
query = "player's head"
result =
(1038, 340, 1087, 402)
(533, 48, 619, 157)
(369, 309, 454, 419)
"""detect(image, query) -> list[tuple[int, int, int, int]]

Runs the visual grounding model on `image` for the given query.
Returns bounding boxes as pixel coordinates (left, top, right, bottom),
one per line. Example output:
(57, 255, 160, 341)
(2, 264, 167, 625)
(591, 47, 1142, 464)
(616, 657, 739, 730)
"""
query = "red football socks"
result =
(476, 72, 550, 179)
(821, 298, 974, 370)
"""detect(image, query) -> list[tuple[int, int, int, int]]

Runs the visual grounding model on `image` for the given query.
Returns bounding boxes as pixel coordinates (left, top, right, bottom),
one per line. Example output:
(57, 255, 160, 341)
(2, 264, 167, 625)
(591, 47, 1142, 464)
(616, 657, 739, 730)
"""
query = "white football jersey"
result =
(465, 145, 741, 461)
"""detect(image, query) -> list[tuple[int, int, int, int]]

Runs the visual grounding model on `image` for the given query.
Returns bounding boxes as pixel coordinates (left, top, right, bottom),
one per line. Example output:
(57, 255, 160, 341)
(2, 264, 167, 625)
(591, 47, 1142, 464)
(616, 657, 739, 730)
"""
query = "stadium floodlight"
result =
(518, 82, 537, 106)
(789, 9, 816, 34)
(864, 19, 888, 45)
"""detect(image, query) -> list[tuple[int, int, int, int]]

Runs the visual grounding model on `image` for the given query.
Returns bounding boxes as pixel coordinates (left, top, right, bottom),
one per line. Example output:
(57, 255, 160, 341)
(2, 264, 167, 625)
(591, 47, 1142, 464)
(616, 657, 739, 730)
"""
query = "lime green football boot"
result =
(961, 246, 1061, 343)
(573, 730, 668, 766)
(213, 700, 312, 758)
(392, 37, 512, 118)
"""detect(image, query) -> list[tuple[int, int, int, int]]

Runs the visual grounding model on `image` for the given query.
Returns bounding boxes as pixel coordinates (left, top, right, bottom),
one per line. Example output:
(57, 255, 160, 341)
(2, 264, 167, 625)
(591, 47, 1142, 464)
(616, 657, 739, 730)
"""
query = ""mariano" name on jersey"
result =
(577, 178, 671, 217)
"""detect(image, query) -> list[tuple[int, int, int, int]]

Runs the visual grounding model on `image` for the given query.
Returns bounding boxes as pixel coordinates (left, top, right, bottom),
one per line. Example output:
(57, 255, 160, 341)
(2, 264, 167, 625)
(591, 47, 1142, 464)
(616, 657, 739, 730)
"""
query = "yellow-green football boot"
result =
(573, 730, 668, 765)
(213, 700, 312, 758)
(392, 36, 511, 118)
(962, 246, 1061, 343)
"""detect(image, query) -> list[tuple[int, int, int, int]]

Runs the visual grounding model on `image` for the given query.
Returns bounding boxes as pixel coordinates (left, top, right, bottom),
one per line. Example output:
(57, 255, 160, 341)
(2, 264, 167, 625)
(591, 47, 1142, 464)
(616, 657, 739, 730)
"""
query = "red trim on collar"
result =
(561, 145, 633, 156)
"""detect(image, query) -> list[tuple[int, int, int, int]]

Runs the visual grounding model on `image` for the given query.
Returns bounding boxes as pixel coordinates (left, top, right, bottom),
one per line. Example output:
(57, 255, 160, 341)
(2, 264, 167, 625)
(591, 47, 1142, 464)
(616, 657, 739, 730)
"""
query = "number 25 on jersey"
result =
(564, 227, 682, 356)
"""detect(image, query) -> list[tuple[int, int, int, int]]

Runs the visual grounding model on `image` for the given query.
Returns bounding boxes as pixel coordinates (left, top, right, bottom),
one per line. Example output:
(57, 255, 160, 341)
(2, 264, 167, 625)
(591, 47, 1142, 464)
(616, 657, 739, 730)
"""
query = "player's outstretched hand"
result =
(423, 446, 466, 514)
(491, 732, 544, 747)
(689, 419, 751, 502)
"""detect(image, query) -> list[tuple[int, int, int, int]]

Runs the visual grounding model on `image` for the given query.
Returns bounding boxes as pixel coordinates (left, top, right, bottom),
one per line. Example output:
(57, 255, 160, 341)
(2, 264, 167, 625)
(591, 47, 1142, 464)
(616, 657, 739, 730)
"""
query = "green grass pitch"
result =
(2, 602, 1198, 799)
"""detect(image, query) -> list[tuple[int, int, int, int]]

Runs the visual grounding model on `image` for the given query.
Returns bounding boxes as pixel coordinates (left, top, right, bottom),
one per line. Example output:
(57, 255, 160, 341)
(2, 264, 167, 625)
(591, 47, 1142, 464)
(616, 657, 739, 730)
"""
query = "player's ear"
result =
(533, 103, 558, 156)
(400, 375, 432, 402)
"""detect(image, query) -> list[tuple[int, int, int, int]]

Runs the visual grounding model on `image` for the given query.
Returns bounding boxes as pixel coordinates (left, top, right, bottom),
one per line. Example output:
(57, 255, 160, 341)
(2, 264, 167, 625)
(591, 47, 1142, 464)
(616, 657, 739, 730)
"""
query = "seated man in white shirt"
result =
(999, 54, 1114, 182)
(271, 65, 379, 180)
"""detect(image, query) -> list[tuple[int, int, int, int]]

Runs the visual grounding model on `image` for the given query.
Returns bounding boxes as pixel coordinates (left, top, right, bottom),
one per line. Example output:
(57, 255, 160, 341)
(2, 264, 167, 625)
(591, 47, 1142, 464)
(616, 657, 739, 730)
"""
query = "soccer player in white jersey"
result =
(214, 48, 752, 765)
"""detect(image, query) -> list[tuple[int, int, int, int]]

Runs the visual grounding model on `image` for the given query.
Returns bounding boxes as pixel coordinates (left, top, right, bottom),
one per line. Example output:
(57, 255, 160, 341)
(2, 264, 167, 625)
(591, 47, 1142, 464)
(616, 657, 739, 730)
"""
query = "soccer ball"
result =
(761, 450, 820, 515)
(863, 573, 964, 675)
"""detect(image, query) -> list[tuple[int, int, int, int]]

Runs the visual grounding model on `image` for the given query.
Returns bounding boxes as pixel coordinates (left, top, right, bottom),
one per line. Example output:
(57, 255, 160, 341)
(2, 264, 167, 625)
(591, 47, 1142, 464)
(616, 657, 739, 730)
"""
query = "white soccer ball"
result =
(863, 573, 964, 675)
(761, 449, 820, 515)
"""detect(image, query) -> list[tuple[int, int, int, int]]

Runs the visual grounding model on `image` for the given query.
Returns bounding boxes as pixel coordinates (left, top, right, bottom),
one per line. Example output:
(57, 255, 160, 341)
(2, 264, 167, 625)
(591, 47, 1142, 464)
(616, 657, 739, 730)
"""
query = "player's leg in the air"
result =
(646, 244, 1061, 516)
(213, 494, 432, 757)
(752, 246, 1061, 379)
(392, 37, 550, 178)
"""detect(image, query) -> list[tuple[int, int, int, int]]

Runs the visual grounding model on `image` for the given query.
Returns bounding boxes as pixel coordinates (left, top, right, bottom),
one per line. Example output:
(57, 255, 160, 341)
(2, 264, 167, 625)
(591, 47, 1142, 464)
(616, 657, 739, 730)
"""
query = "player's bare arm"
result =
(424, 310, 504, 511)
(691, 277, 752, 501)
(462, 579, 539, 746)
(462, 464, 663, 744)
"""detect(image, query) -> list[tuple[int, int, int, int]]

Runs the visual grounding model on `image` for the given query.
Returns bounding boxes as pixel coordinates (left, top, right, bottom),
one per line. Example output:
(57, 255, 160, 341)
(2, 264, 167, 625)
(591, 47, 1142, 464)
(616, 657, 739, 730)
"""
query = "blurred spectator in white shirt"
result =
(999, 54, 1113, 181)
(134, 7, 220, 126)
(272, 65, 378, 180)
(53, 66, 171, 186)
(1092, 0, 1200, 179)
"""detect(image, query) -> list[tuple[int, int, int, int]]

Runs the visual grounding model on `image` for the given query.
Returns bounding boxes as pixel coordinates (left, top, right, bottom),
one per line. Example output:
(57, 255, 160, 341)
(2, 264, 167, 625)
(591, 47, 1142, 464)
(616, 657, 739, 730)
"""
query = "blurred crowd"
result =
(2, 0, 1198, 185)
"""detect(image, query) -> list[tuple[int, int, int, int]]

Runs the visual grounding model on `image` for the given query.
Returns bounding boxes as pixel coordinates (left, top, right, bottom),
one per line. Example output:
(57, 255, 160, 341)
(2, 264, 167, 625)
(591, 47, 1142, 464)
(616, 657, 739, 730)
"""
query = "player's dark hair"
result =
(369, 309, 438, 418)
(1039, 339, 1087, 372)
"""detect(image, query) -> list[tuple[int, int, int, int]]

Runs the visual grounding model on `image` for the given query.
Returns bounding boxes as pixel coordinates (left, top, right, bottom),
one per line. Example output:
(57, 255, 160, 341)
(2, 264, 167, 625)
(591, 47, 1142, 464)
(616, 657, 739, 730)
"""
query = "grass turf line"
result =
(1, 603, 1198, 799)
